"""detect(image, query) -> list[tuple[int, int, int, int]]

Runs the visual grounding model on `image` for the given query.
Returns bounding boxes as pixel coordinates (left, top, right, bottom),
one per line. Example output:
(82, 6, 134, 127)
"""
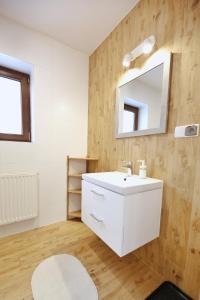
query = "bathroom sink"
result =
(82, 171, 162, 195)
(82, 171, 163, 256)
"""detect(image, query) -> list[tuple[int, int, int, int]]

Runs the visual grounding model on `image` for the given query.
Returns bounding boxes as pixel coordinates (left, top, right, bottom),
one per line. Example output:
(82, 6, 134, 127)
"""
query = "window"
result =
(0, 66, 31, 142)
(123, 104, 139, 131)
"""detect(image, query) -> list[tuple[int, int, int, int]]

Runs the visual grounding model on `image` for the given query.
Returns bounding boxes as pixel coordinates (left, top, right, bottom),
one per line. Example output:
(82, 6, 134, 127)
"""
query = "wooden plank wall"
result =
(88, 0, 200, 299)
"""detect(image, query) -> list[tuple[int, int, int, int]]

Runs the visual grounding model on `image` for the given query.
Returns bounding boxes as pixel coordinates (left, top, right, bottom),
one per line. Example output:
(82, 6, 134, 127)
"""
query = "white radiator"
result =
(0, 173, 39, 225)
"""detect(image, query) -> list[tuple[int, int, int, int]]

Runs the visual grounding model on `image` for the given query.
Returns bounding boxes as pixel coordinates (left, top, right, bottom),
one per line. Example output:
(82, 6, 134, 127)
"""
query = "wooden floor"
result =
(0, 221, 163, 300)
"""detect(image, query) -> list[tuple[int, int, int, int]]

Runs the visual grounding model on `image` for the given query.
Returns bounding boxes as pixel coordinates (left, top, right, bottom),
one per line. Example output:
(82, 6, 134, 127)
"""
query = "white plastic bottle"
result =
(138, 160, 147, 179)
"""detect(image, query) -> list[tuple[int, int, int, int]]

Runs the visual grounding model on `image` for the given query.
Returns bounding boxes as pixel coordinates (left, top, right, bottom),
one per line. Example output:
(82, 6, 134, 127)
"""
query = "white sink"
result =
(82, 171, 163, 256)
(82, 171, 162, 195)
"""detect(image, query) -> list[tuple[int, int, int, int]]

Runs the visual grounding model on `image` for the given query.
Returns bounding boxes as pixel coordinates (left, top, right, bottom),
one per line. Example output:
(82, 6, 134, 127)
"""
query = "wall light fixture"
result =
(122, 35, 156, 68)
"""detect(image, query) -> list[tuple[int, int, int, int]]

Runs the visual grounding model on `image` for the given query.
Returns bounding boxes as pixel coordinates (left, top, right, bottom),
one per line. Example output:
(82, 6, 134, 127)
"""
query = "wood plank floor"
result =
(0, 221, 163, 300)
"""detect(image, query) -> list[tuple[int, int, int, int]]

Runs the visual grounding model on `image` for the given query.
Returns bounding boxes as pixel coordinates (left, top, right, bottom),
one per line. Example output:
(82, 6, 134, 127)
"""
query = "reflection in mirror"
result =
(120, 64, 163, 133)
(116, 53, 171, 138)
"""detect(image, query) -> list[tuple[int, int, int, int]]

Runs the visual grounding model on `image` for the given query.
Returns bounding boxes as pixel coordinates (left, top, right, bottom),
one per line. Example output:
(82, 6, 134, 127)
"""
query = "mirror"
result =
(116, 52, 171, 138)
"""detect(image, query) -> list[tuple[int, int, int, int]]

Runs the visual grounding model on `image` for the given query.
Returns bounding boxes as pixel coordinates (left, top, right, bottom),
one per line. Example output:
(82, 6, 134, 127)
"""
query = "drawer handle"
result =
(90, 213, 104, 223)
(91, 190, 104, 197)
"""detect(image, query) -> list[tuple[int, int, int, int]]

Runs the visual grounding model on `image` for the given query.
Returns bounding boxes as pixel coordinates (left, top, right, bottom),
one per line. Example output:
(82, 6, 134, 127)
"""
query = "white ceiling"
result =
(0, 0, 139, 54)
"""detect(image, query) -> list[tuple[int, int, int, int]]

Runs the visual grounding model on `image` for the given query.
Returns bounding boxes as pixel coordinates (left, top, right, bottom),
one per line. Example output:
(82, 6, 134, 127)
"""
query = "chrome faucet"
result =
(122, 160, 133, 176)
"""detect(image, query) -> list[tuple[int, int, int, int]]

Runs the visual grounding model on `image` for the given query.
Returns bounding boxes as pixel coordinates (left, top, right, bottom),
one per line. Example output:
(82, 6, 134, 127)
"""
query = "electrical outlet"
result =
(174, 124, 199, 138)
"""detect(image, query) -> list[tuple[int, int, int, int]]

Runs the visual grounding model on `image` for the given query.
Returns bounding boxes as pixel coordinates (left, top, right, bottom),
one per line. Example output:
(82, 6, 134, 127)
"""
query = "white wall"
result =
(0, 16, 89, 237)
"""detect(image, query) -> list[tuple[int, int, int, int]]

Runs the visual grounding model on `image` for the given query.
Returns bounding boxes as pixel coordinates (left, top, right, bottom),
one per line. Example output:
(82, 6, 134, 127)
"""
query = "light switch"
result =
(174, 124, 199, 138)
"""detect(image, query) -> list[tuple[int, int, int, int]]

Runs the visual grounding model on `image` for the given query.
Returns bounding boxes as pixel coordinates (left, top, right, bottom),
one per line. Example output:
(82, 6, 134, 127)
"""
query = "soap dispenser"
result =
(138, 160, 147, 179)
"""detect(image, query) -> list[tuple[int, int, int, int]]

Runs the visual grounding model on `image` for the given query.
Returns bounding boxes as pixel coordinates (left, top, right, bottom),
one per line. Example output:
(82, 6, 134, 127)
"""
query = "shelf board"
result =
(68, 174, 82, 178)
(68, 189, 82, 195)
(69, 210, 81, 219)
(68, 156, 98, 161)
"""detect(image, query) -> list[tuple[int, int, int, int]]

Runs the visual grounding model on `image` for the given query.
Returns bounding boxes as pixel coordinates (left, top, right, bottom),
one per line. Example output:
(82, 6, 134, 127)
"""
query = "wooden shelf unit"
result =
(69, 157, 98, 161)
(67, 156, 98, 220)
(69, 210, 81, 218)
(68, 189, 82, 195)
(68, 174, 82, 178)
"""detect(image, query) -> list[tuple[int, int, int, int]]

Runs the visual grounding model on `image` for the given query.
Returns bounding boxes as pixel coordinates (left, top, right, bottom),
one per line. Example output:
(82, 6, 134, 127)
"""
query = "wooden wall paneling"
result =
(88, 0, 200, 298)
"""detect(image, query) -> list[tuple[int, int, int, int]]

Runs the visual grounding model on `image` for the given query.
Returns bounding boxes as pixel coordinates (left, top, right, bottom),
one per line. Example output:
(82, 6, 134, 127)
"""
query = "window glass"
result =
(0, 66, 31, 142)
(0, 77, 22, 134)
(123, 110, 135, 132)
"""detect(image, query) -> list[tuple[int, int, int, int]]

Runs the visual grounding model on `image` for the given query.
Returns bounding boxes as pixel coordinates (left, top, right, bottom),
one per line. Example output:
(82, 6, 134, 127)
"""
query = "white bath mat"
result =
(31, 254, 98, 300)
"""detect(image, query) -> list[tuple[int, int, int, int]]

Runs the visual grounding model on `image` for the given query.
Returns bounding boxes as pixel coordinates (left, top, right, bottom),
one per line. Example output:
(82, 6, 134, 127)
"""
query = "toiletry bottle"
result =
(138, 160, 147, 179)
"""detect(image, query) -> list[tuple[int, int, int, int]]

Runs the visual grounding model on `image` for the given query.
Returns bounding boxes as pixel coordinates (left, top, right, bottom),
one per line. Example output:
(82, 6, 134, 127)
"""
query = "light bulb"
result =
(142, 42, 153, 54)
(122, 58, 130, 68)
(142, 35, 155, 54)
(122, 53, 132, 68)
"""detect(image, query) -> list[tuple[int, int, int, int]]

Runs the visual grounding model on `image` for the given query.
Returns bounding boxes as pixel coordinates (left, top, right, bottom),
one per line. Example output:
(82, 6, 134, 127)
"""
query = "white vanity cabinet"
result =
(81, 172, 163, 257)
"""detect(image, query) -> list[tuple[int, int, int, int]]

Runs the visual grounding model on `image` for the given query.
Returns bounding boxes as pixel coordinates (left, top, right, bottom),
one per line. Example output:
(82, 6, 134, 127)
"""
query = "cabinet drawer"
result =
(82, 181, 124, 255)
